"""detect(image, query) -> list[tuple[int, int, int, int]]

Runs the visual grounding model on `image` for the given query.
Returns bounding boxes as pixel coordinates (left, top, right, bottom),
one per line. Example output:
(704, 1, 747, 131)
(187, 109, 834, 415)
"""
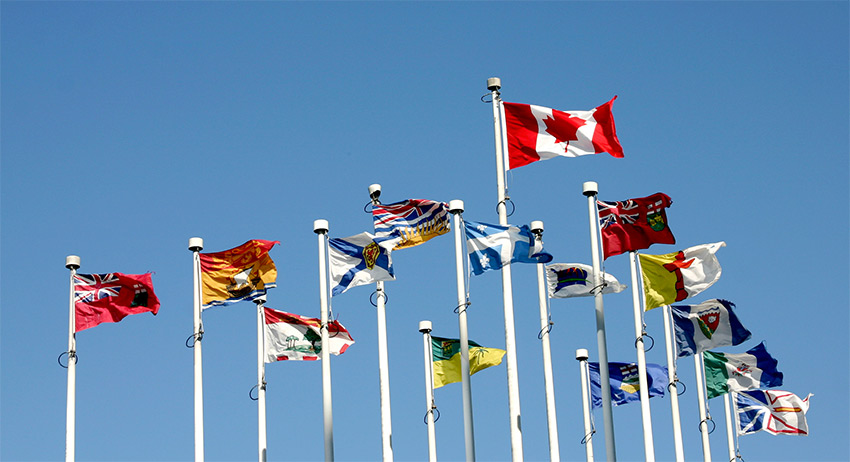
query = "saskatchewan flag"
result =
(703, 342, 783, 399)
(431, 336, 506, 389)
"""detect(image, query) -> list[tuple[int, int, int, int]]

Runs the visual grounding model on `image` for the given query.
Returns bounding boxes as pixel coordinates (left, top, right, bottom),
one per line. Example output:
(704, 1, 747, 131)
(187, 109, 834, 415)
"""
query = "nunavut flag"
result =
(640, 242, 725, 310)
(200, 239, 279, 308)
(503, 97, 623, 170)
(74, 272, 160, 332)
(598, 193, 675, 259)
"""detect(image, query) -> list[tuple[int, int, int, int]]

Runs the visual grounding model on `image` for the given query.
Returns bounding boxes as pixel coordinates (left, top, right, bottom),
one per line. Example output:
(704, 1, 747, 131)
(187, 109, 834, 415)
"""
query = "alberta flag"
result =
(670, 299, 752, 358)
(464, 221, 553, 275)
(703, 342, 783, 399)
(545, 263, 627, 298)
(329, 232, 399, 296)
(588, 362, 667, 408)
(735, 389, 812, 436)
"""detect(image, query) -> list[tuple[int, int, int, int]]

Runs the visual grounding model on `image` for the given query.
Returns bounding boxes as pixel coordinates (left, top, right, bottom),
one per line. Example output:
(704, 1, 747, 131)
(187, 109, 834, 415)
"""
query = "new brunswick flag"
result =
(200, 239, 279, 308)
(639, 242, 725, 310)
(431, 336, 506, 389)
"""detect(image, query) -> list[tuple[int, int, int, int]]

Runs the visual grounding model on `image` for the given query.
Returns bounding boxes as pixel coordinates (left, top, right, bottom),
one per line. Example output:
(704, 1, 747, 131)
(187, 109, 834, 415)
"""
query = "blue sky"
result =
(2, 2, 848, 461)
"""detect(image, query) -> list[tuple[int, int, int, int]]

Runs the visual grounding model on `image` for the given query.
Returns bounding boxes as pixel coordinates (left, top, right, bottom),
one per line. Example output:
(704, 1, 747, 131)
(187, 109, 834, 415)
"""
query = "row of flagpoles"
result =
(61, 77, 812, 462)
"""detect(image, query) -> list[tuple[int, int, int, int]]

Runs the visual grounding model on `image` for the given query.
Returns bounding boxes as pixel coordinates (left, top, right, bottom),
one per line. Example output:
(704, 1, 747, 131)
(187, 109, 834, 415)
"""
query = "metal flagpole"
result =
(368, 184, 394, 462)
(188, 237, 205, 462)
(694, 353, 712, 462)
(628, 251, 656, 461)
(254, 295, 268, 462)
(487, 76, 524, 461)
(575, 349, 594, 462)
(449, 200, 476, 461)
(65, 255, 80, 462)
(419, 320, 438, 462)
(314, 219, 335, 462)
(723, 393, 736, 462)
(531, 221, 560, 462)
(661, 305, 686, 462)
(581, 181, 616, 461)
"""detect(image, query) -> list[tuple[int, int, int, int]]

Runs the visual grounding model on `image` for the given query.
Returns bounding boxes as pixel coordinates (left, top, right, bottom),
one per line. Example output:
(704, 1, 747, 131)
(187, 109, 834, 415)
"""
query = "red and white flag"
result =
(74, 272, 160, 331)
(503, 96, 623, 170)
(264, 307, 354, 362)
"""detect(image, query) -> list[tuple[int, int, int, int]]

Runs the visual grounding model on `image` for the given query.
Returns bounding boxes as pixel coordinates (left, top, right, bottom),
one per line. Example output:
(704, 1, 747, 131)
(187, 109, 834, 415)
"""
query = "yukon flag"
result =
(503, 97, 623, 170)
(670, 299, 752, 357)
(703, 341, 783, 399)
(639, 241, 725, 310)
(264, 307, 354, 362)
(545, 263, 627, 298)
(735, 389, 813, 436)
(200, 239, 279, 308)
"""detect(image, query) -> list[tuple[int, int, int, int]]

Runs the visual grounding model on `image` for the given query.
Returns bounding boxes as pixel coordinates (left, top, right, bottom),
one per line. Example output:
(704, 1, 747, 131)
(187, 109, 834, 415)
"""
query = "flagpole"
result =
(723, 393, 736, 462)
(368, 184, 394, 462)
(449, 200, 476, 461)
(419, 321, 438, 462)
(575, 349, 594, 462)
(254, 295, 268, 462)
(487, 76, 524, 462)
(65, 255, 80, 462)
(661, 305, 685, 462)
(694, 353, 712, 462)
(314, 219, 335, 462)
(188, 237, 205, 462)
(582, 181, 616, 461)
(628, 251, 655, 461)
(531, 221, 560, 462)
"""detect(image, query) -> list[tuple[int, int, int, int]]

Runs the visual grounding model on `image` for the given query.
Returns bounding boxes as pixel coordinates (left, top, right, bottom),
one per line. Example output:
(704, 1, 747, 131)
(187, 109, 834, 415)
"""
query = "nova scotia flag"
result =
(328, 232, 401, 296)
(464, 221, 553, 275)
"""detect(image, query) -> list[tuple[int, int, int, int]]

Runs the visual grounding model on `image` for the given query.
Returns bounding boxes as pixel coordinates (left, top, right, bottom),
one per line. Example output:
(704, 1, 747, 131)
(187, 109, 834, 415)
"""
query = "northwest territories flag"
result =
(545, 263, 627, 298)
(264, 307, 354, 362)
(431, 336, 506, 389)
(328, 232, 399, 296)
(372, 199, 450, 250)
(588, 362, 668, 408)
(464, 221, 553, 275)
(639, 241, 725, 310)
(735, 389, 812, 436)
(200, 239, 279, 308)
(703, 342, 783, 399)
(670, 299, 752, 358)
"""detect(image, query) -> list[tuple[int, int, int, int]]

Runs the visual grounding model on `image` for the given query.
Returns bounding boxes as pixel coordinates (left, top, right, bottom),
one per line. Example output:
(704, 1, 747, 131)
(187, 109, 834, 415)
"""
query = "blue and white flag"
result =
(588, 361, 668, 408)
(703, 341, 783, 399)
(670, 299, 752, 358)
(735, 389, 812, 436)
(328, 232, 400, 296)
(464, 221, 553, 275)
(372, 199, 450, 250)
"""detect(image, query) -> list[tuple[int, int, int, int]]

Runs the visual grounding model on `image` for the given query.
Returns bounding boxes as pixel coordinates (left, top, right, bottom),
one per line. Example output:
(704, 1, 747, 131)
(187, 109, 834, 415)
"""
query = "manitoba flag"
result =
(503, 97, 623, 170)
(74, 272, 160, 331)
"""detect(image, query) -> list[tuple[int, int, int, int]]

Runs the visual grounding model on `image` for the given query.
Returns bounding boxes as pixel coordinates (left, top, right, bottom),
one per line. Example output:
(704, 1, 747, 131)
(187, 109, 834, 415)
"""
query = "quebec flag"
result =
(328, 232, 400, 296)
(464, 221, 553, 275)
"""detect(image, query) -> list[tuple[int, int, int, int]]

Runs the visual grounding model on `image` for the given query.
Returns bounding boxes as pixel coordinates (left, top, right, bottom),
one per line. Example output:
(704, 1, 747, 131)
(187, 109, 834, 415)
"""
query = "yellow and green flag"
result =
(200, 239, 279, 308)
(431, 336, 506, 389)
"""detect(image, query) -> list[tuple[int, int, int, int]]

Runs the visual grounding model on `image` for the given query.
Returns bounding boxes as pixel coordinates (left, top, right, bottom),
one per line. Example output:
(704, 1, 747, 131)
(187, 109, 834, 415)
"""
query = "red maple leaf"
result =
(542, 109, 586, 150)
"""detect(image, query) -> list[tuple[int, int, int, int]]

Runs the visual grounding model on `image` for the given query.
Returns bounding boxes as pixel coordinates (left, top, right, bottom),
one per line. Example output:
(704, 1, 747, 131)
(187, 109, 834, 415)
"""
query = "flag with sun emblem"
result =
(588, 361, 667, 408)
(200, 239, 279, 308)
(670, 299, 752, 357)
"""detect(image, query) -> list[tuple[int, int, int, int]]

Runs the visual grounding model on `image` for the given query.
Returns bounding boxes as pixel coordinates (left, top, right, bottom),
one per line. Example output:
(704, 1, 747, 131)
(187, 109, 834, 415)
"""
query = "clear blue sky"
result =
(2, 2, 848, 461)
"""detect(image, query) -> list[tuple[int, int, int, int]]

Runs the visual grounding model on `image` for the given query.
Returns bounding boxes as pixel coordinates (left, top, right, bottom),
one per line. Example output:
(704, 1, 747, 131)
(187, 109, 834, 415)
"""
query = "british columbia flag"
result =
(74, 273, 122, 303)
(372, 199, 449, 249)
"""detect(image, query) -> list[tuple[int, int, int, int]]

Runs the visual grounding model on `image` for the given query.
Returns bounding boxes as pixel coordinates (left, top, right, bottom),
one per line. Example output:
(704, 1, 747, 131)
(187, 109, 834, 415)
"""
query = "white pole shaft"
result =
(421, 328, 437, 462)
(628, 252, 655, 461)
(66, 266, 77, 462)
(192, 250, 205, 462)
(577, 356, 594, 462)
(585, 191, 616, 461)
(694, 354, 712, 462)
(661, 305, 685, 462)
(317, 229, 335, 462)
(451, 210, 476, 461)
(490, 86, 523, 461)
(375, 281, 393, 461)
(535, 260, 560, 462)
(724, 394, 735, 462)
(256, 301, 267, 462)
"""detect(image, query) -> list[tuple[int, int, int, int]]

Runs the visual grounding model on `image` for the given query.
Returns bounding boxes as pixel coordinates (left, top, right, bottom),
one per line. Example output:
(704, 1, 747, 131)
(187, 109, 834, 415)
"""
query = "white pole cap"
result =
(65, 255, 80, 270)
(530, 220, 544, 234)
(448, 199, 464, 214)
(419, 320, 432, 333)
(188, 237, 204, 251)
(487, 77, 501, 91)
(368, 184, 382, 202)
(253, 294, 267, 304)
(314, 219, 329, 234)
(582, 181, 598, 197)
(575, 348, 589, 361)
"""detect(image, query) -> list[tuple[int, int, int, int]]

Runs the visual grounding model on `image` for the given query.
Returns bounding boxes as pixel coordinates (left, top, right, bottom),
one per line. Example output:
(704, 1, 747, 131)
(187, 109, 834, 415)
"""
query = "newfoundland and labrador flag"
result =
(74, 272, 160, 332)
(639, 242, 725, 310)
(598, 193, 675, 259)
(200, 239, 279, 308)
(735, 389, 812, 436)
(670, 299, 752, 358)
(465, 221, 553, 275)
(329, 232, 399, 296)
(703, 342, 783, 399)
(264, 307, 354, 362)
(372, 199, 450, 250)
(502, 97, 623, 170)
(545, 263, 627, 298)
(588, 361, 668, 408)
(431, 336, 506, 389)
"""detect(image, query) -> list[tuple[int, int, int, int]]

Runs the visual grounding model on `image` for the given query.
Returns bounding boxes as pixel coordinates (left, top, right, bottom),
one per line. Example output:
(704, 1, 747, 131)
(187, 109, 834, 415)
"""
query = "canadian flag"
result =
(502, 96, 623, 170)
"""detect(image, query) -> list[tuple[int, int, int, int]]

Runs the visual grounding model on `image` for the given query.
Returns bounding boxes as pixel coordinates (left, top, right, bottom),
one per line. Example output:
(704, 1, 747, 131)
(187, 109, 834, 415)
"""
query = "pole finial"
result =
(419, 320, 432, 333)
(313, 219, 329, 234)
(487, 77, 501, 91)
(368, 184, 382, 203)
(65, 255, 80, 270)
(582, 181, 598, 197)
(530, 220, 544, 235)
(576, 348, 589, 361)
(188, 237, 204, 252)
(448, 199, 464, 214)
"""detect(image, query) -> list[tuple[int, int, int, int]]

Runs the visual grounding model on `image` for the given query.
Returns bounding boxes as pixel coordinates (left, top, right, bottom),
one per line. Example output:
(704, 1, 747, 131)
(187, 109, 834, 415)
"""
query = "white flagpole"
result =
(188, 237, 205, 462)
(581, 181, 616, 461)
(65, 255, 80, 462)
(694, 353, 712, 462)
(419, 321, 438, 462)
(723, 393, 736, 462)
(254, 295, 268, 462)
(487, 77, 524, 461)
(368, 184, 394, 462)
(661, 305, 686, 462)
(449, 200, 476, 461)
(314, 219, 335, 462)
(575, 349, 594, 462)
(531, 221, 560, 462)
(628, 251, 655, 461)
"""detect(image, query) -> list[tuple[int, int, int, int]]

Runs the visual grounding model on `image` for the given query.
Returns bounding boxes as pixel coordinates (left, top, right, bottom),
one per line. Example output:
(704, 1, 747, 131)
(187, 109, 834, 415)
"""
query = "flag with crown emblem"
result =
(200, 239, 279, 308)
(670, 299, 752, 357)
(74, 272, 160, 331)
(372, 199, 450, 250)
(588, 361, 667, 408)
(545, 263, 627, 298)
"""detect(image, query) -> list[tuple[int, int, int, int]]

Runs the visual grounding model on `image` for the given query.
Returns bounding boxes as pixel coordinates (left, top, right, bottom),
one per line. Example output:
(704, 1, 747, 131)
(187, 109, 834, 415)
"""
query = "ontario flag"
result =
(598, 193, 675, 259)
(503, 97, 623, 170)
(200, 239, 279, 308)
(74, 272, 160, 332)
